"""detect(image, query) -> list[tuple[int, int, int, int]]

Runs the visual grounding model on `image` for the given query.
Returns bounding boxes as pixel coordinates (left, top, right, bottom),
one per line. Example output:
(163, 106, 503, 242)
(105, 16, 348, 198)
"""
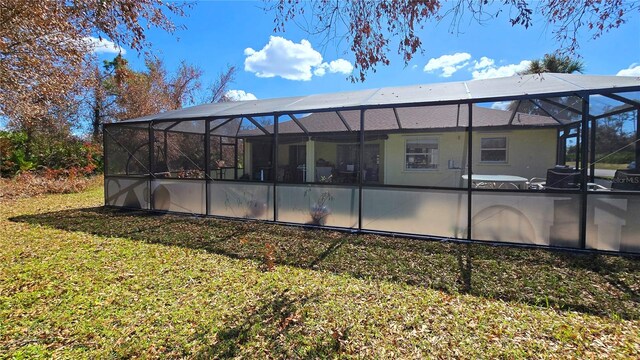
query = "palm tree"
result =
(507, 55, 585, 122)
(521, 54, 584, 75)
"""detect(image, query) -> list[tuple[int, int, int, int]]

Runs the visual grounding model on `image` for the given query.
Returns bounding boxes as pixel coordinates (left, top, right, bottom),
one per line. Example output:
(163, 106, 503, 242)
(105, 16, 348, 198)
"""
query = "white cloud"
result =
(423, 52, 471, 77)
(471, 60, 531, 80)
(314, 59, 354, 77)
(325, 59, 354, 74)
(616, 63, 640, 77)
(84, 36, 125, 55)
(224, 90, 257, 101)
(244, 36, 322, 81)
(490, 101, 511, 110)
(473, 56, 494, 70)
(313, 67, 326, 77)
(243, 36, 351, 81)
(420, 53, 533, 80)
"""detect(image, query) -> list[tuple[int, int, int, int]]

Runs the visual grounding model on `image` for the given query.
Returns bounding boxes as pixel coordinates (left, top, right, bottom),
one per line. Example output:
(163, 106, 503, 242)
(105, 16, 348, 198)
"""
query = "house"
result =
(238, 104, 561, 187)
(103, 73, 640, 254)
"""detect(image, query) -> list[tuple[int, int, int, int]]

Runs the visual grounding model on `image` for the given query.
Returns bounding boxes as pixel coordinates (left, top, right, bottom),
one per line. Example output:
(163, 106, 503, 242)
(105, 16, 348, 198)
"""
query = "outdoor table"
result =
(462, 174, 529, 189)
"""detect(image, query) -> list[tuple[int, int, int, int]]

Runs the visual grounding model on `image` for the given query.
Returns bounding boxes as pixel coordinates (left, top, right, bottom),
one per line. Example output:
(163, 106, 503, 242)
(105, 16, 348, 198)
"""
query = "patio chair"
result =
(538, 166, 582, 190)
(611, 168, 640, 191)
(530, 177, 611, 191)
(527, 177, 547, 190)
(315, 166, 333, 182)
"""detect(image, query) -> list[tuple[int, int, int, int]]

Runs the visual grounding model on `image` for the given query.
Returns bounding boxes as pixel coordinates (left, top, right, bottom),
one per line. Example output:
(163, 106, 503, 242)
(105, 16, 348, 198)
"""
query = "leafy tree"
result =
(100, 56, 178, 121)
(0, 0, 189, 123)
(594, 107, 637, 165)
(99, 56, 239, 123)
(269, 0, 638, 81)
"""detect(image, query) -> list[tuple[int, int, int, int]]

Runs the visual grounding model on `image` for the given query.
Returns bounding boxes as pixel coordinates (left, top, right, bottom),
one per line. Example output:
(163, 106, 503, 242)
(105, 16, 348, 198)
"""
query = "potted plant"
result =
(247, 198, 267, 218)
(309, 191, 333, 225)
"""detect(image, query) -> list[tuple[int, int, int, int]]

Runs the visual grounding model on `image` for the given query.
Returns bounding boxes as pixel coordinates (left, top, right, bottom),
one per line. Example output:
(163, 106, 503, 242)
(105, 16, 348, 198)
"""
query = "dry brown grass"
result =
(0, 173, 102, 202)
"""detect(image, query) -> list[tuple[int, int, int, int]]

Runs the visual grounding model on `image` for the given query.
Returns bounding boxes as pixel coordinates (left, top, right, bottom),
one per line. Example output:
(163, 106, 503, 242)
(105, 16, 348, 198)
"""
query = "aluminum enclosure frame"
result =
(104, 75, 640, 256)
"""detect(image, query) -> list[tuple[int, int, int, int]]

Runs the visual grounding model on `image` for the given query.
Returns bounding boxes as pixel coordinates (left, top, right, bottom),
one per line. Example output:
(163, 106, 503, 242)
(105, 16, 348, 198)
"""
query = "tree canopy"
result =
(0, 0, 188, 122)
(521, 54, 585, 75)
(270, 0, 639, 81)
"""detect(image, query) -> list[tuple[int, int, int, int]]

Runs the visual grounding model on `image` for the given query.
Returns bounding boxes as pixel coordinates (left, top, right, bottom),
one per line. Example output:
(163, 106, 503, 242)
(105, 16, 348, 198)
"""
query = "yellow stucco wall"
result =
(244, 128, 557, 185)
(383, 128, 557, 187)
(314, 141, 338, 166)
(472, 129, 557, 179)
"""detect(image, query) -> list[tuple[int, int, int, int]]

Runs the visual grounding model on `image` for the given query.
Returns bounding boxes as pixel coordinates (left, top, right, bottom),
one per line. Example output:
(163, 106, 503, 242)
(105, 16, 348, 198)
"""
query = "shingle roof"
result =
(259, 104, 560, 136)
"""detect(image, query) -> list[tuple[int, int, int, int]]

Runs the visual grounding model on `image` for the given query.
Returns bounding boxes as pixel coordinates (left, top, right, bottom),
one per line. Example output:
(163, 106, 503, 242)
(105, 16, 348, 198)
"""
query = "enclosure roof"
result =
(121, 73, 640, 123)
(239, 104, 560, 136)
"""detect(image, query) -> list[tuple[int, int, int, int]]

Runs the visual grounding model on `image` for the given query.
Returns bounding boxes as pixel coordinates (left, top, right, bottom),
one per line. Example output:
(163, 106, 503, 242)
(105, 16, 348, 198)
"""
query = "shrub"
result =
(0, 130, 103, 178)
(0, 131, 35, 175)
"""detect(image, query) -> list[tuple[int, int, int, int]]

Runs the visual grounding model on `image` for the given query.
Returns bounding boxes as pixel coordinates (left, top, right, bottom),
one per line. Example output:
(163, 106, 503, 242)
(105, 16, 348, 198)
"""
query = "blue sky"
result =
(91, 1, 640, 103)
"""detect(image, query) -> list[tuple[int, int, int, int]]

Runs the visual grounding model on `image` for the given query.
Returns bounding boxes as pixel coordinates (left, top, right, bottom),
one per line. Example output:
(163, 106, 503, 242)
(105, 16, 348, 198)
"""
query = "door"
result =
(363, 144, 381, 183)
(251, 141, 273, 181)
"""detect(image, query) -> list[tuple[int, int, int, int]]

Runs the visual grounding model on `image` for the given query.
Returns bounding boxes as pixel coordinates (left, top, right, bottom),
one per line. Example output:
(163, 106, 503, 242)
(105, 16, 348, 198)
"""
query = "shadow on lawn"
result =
(192, 289, 346, 358)
(11, 207, 640, 320)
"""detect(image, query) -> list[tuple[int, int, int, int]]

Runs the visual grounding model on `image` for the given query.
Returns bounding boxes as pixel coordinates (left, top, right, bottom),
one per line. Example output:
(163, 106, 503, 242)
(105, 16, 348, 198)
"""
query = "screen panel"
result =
(471, 192, 581, 247)
(105, 177, 149, 209)
(470, 99, 571, 192)
(153, 129, 205, 179)
(586, 193, 640, 253)
(236, 116, 275, 182)
(105, 125, 150, 176)
(362, 187, 467, 238)
(276, 113, 309, 184)
(374, 105, 469, 188)
(152, 179, 206, 214)
(589, 92, 638, 192)
(209, 181, 273, 220)
(276, 184, 358, 228)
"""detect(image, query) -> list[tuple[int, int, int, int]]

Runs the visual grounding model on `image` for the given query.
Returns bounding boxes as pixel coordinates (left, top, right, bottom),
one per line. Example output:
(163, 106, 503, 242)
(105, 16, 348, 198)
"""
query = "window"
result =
(480, 137, 507, 162)
(405, 138, 438, 170)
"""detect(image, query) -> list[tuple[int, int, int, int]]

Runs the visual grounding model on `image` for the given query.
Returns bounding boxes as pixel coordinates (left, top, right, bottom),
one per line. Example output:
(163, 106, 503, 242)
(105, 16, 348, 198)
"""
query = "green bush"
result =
(595, 151, 634, 165)
(0, 131, 35, 175)
(0, 130, 103, 178)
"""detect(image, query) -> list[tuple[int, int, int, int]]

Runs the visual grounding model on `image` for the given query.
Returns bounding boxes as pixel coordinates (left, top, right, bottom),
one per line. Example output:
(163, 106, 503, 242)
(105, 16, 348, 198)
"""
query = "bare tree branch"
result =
(266, 0, 639, 82)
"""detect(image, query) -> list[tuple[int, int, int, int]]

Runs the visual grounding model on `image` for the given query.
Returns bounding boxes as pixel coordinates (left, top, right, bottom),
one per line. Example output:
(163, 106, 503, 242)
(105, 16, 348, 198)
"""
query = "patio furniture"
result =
(545, 166, 581, 190)
(315, 166, 333, 182)
(461, 174, 529, 189)
(337, 169, 357, 183)
(529, 179, 608, 191)
(529, 166, 609, 191)
(527, 177, 547, 190)
(611, 168, 640, 191)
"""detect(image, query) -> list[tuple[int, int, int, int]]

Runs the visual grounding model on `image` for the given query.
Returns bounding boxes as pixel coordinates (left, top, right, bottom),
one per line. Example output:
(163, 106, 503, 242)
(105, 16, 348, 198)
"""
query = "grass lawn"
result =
(1, 182, 639, 358)
(594, 163, 630, 170)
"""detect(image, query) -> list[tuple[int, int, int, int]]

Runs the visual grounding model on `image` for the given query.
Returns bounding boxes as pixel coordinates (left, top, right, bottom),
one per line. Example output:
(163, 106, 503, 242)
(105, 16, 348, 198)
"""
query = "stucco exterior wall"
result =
(244, 127, 557, 186)
(315, 141, 338, 166)
(383, 128, 557, 187)
(472, 129, 558, 180)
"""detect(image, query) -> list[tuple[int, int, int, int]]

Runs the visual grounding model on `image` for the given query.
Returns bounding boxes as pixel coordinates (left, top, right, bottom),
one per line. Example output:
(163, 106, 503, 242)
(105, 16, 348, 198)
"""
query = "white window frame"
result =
(404, 137, 439, 171)
(480, 136, 508, 163)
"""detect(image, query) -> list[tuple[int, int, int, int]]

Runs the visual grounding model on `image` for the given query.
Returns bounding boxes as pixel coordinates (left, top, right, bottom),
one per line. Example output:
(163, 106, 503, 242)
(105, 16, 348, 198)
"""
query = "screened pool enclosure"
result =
(104, 74, 640, 254)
